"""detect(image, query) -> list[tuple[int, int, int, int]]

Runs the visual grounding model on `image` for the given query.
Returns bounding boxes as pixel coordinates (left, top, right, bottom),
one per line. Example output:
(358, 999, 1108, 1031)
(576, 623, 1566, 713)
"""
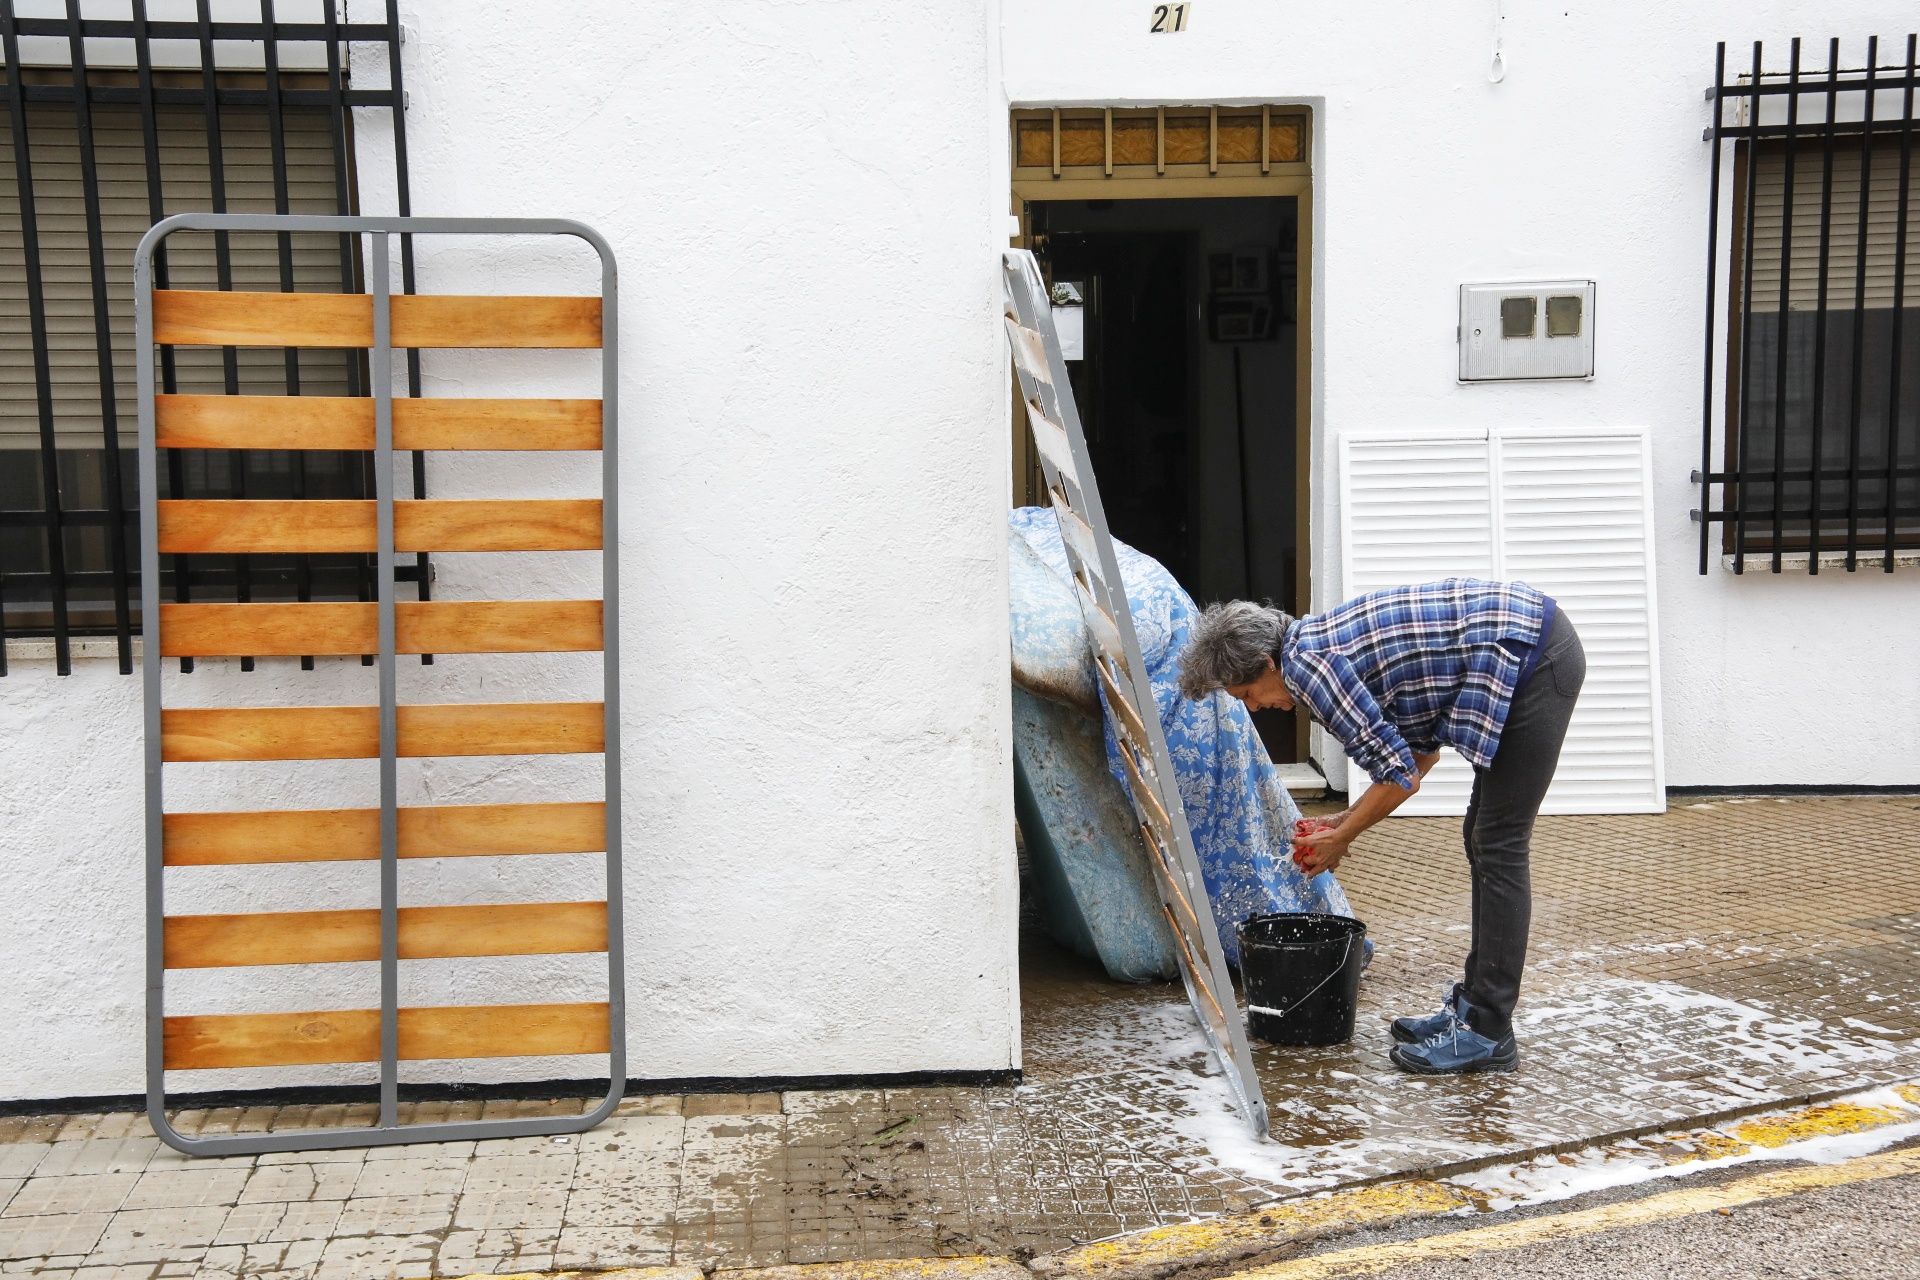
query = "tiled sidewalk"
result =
(3, 797, 1917, 1279)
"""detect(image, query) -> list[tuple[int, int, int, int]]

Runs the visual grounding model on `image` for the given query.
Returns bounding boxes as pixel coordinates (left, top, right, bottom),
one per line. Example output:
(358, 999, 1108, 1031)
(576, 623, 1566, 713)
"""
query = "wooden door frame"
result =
(1009, 123, 1314, 760)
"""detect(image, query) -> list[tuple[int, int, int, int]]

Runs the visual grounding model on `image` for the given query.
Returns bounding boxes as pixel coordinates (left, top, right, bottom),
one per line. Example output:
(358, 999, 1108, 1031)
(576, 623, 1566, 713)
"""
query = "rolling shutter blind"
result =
(0, 99, 352, 451)
(1337, 428, 1665, 816)
(1748, 138, 1920, 313)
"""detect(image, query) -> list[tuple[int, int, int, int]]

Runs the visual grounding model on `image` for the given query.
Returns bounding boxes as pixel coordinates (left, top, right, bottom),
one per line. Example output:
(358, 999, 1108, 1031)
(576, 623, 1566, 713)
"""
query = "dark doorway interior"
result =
(1032, 197, 1303, 762)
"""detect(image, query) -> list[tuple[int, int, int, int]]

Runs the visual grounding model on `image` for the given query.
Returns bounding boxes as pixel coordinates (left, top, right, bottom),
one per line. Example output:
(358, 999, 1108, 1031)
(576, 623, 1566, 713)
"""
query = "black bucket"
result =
(1238, 912, 1367, 1046)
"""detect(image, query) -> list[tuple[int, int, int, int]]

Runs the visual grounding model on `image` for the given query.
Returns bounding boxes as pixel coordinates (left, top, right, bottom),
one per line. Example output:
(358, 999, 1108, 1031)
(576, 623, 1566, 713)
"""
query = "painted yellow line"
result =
(1725, 1099, 1908, 1149)
(1225, 1144, 1920, 1280)
(715, 1259, 1033, 1280)
(432, 1270, 701, 1280)
(1033, 1181, 1471, 1280)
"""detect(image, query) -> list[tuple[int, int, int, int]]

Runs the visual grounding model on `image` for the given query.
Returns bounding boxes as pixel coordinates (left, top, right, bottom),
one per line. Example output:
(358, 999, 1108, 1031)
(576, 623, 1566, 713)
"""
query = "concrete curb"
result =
(428, 1082, 1920, 1280)
(1025, 1080, 1920, 1280)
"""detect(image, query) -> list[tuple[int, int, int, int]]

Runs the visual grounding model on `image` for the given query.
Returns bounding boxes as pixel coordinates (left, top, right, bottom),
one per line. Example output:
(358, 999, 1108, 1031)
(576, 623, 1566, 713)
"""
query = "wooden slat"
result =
(392, 295, 602, 349)
(1096, 660, 1151, 750)
(152, 291, 603, 349)
(1162, 903, 1231, 1029)
(1002, 315, 1053, 385)
(162, 1001, 611, 1069)
(1073, 574, 1125, 658)
(166, 807, 379, 865)
(1024, 400, 1080, 484)
(1117, 736, 1178, 848)
(164, 801, 609, 865)
(400, 801, 608, 859)
(154, 289, 372, 347)
(161, 702, 605, 762)
(1138, 820, 1205, 937)
(165, 902, 608, 968)
(159, 600, 604, 657)
(395, 398, 602, 449)
(1049, 496, 1101, 575)
(155, 395, 603, 451)
(155, 499, 603, 553)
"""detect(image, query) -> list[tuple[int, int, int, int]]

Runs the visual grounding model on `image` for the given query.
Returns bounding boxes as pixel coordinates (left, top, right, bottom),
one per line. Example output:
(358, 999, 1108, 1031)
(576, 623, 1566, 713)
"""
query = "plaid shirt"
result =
(1279, 578, 1549, 789)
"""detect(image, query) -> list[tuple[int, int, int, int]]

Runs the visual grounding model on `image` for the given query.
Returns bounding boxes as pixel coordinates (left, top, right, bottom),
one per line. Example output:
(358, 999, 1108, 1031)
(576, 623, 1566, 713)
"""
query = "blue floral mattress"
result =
(1009, 506, 1360, 975)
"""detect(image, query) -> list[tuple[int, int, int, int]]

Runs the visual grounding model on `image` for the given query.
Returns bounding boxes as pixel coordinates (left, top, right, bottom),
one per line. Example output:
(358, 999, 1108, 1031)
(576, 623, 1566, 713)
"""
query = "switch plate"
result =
(1459, 280, 1595, 381)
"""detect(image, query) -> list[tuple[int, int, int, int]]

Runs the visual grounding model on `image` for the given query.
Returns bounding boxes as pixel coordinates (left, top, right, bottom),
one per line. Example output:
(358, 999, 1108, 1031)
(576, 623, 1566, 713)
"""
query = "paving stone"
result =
(565, 1179, 676, 1228)
(0, 1213, 113, 1264)
(235, 1163, 358, 1206)
(0, 1121, 62, 1147)
(24, 1145, 155, 1181)
(0, 1153, 47, 1183)
(329, 1193, 455, 1238)
(211, 1200, 343, 1247)
(88, 1206, 224, 1265)
(0, 1184, 17, 1217)
(551, 1224, 676, 1270)
(194, 1238, 325, 1279)
(1, 1176, 140, 1219)
(347, 1155, 468, 1200)
(363, 1138, 475, 1162)
(432, 1225, 562, 1274)
(452, 1186, 569, 1231)
(461, 1153, 577, 1194)
(312, 1233, 436, 1279)
(615, 1096, 686, 1118)
(119, 1170, 249, 1213)
(683, 1094, 783, 1118)
(48, 1118, 141, 1146)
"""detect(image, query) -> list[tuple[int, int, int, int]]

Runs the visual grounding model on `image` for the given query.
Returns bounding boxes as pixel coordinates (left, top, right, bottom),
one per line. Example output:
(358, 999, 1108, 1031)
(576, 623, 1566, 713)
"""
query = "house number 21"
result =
(1150, 4, 1190, 32)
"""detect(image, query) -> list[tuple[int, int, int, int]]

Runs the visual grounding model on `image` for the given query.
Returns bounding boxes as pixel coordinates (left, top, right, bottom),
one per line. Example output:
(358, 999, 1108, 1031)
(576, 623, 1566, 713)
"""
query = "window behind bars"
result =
(1698, 35, 1920, 574)
(0, 1, 419, 674)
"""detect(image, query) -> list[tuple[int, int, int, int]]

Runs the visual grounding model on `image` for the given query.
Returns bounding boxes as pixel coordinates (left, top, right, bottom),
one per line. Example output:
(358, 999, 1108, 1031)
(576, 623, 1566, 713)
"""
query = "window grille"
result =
(0, 0, 420, 674)
(1696, 35, 1920, 573)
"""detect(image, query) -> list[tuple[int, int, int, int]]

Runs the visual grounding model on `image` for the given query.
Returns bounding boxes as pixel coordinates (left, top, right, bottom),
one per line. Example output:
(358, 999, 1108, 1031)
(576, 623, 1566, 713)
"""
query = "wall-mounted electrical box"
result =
(1459, 280, 1595, 382)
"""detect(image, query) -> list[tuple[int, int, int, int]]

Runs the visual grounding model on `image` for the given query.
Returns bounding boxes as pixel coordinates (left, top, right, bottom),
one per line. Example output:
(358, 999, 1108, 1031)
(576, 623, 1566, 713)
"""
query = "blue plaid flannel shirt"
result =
(1279, 578, 1549, 790)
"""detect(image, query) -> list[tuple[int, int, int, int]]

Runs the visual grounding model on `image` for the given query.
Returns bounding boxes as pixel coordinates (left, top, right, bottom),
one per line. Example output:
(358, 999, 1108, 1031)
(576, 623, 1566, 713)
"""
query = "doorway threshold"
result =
(1274, 761, 1327, 799)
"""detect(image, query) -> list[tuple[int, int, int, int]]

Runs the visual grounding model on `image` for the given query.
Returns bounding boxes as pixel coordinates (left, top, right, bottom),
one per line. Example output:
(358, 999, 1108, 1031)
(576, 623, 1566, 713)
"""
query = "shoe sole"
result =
(1388, 1044, 1519, 1075)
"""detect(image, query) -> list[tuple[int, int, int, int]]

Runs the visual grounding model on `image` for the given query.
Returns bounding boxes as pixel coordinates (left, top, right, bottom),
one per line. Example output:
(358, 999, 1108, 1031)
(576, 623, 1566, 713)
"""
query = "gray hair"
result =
(1178, 601, 1293, 700)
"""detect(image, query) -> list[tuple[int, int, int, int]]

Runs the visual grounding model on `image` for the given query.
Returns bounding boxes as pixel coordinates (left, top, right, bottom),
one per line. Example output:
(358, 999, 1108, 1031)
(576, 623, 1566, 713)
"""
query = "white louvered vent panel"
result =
(1337, 429, 1665, 818)
(1494, 431, 1664, 813)
(1337, 433, 1490, 816)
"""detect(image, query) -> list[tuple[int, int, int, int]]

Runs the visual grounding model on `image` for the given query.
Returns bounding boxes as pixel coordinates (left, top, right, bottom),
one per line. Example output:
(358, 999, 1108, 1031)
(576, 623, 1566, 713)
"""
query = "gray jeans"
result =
(1460, 608, 1585, 1039)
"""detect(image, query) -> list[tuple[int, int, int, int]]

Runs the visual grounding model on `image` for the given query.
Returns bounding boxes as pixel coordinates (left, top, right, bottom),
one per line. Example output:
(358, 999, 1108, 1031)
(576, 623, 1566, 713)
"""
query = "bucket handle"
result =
(1244, 930, 1356, 1022)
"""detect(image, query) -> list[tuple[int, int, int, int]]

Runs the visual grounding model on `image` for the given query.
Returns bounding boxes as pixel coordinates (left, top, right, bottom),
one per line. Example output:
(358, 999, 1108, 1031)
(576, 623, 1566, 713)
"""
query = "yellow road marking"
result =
(1726, 1099, 1907, 1148)
(1035, 1181, 1471, 1279)
(714, 1260, 1033, 1280)
(1225, 1144, 1920, 1280)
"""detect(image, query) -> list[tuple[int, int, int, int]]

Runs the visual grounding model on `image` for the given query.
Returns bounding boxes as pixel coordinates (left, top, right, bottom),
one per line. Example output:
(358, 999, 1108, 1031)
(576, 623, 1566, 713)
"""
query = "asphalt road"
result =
(1271, 1138, 1920, 1279)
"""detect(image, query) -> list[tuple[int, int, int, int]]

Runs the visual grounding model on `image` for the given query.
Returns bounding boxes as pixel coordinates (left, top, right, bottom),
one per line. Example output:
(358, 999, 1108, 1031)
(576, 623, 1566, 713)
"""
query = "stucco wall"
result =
(1, 0, 1015, 1103)
(1001, 0, 1920, 791)
(6, 0, 1918, 1106)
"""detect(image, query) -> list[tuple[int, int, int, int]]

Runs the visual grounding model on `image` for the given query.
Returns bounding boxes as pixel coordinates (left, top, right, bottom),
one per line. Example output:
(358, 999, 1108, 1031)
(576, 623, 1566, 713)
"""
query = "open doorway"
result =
(1008, 108, 1318, 1090)
(1025, 195, 1308, 765)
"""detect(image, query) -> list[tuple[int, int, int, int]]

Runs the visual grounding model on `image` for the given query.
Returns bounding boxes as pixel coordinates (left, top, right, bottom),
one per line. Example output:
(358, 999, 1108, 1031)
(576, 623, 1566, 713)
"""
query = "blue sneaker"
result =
(1389, 984, 1462, 1045)
(1389, 1005, 1518, 1075)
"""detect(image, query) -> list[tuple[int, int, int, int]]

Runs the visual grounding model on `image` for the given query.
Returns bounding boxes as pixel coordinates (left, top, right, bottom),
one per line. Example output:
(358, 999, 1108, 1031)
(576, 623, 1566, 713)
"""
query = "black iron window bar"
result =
(0, 0, 426, 675)
(1695, 35, 1920, 574)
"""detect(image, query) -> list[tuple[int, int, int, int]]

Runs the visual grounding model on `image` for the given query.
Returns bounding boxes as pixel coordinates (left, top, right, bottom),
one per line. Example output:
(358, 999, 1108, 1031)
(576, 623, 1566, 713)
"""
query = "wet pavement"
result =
(3, 796, 1918, 1278)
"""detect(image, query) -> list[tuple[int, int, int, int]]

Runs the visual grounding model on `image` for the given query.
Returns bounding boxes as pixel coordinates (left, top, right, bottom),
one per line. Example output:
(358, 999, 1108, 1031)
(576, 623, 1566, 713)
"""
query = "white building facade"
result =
(1, 0, 1915, 1104)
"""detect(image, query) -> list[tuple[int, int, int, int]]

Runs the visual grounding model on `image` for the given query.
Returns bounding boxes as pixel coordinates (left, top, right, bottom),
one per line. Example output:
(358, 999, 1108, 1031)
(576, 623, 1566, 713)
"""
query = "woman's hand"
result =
(1293, 822, 1353, 876)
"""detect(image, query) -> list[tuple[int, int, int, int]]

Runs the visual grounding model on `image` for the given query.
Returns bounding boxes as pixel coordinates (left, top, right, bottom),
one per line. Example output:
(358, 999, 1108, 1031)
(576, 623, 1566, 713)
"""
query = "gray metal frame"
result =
(136, 214, 624, 1156)
(1001, 249, 1270, 1140)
